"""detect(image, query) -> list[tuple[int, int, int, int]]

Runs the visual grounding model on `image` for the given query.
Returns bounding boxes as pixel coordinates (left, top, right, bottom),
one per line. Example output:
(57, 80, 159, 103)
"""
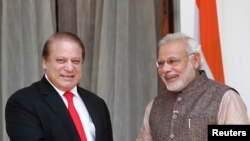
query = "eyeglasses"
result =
(156, 53, 194, 68)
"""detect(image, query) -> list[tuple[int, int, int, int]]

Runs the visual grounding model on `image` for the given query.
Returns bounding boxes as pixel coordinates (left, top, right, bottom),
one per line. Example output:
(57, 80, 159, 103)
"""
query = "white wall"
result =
(179, 0, 250, 118)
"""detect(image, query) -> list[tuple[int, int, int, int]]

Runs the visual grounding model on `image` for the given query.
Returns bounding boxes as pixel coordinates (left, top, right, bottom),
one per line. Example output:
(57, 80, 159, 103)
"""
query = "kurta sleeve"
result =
(136, 100, 154, 141)
(218, 90, 249, 124)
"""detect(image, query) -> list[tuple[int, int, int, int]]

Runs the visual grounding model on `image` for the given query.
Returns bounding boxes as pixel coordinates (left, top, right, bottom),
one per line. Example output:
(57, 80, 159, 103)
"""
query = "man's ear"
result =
(192, 53, 201, 69)
(42, 58, 47, 70)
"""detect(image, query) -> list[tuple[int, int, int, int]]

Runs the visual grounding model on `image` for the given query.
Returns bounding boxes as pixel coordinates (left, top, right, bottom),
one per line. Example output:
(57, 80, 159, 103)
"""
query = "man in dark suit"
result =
(5, 32, 113, 141)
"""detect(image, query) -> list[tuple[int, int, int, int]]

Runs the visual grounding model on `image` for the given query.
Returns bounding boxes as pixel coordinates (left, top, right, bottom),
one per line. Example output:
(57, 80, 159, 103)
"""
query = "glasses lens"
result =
(166, 58, 180, 66)
(156, 53, 194, 68)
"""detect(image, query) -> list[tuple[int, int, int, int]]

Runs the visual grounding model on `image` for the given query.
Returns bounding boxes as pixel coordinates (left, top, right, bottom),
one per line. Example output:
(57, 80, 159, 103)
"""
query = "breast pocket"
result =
(188, 114, 210, 141)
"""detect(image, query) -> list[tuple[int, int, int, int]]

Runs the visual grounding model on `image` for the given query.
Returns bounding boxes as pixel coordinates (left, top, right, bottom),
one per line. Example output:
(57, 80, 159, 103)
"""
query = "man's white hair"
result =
(158, 32, 204, 69)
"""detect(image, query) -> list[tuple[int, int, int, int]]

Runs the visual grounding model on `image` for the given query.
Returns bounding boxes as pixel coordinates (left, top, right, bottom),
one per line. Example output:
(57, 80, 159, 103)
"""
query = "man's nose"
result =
(65, 62, 74, 71)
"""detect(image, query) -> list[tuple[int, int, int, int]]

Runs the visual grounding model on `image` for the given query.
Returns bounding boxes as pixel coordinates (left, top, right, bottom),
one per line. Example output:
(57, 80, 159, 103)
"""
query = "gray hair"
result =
(159, 32, 201, 54)
(159, 32, 204, 69)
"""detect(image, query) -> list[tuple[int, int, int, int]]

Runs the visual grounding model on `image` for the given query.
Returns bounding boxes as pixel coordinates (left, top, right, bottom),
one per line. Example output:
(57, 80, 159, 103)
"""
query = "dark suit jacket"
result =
(5, 76, 113, 141)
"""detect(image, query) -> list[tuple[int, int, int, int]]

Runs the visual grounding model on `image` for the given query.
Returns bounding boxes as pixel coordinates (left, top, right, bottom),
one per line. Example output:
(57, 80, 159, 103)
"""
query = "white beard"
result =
(161, 60, 196, 92)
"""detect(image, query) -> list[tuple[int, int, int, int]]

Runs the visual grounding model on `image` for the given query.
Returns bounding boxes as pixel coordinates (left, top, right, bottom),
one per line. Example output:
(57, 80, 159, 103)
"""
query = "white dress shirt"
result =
(45, 75, 95, 141)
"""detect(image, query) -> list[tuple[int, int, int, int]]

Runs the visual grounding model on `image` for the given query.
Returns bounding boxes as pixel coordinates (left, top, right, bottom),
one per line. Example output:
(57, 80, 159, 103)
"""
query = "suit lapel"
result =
(39, 76, 80, 141)
(77, 88, 102, 140)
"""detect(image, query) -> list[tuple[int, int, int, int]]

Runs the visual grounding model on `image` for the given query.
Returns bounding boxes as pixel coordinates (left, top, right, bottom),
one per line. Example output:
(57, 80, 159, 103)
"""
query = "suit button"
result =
(172, 114, 177, 119)
(170, 133, 175, 138)
(177, 97, 182, 101)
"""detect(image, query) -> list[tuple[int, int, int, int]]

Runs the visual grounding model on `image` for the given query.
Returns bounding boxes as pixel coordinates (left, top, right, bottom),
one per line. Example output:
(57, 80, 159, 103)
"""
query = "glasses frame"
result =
(156, 53, 194, 68)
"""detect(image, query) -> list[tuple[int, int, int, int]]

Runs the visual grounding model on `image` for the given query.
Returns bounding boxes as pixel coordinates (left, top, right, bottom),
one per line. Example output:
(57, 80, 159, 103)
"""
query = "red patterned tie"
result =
(64, 92, 87, 141)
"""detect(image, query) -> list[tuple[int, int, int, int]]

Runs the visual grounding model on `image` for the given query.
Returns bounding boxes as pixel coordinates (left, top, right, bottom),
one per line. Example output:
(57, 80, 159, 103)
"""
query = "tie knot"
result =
(64, 91, 74, 100)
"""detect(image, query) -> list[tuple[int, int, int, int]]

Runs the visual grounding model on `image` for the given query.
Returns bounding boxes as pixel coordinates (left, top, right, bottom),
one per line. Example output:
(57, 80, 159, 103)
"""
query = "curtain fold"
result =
(1, 0, 158, 140)
(95, 0, 158, 140)
(1, 0, 55, 140)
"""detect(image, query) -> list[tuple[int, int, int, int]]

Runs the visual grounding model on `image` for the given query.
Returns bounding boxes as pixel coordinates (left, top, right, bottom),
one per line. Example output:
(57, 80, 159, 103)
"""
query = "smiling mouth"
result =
(61, 75, 74, 78)
(165, 74, 179, 83)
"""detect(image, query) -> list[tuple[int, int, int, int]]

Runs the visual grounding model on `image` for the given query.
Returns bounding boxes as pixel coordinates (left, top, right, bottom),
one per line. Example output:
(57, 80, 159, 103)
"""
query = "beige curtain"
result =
(1, 0, 55, 140)
(0, 0, 159, 140)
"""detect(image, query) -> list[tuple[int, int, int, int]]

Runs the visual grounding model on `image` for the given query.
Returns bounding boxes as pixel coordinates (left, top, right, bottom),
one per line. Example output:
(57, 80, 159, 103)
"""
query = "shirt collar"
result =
(44, 74, 79, 98)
